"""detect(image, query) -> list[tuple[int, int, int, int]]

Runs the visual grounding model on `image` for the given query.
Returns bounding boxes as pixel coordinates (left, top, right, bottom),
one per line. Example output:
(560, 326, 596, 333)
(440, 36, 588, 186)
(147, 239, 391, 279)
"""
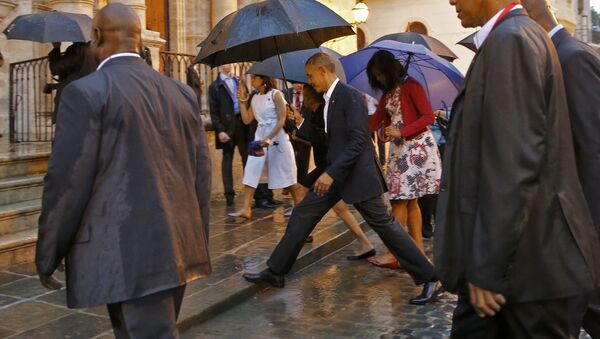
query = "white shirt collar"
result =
(97, 52, 141, 71)
(323, 78, 340, 102)
(548, 24, 565, 38)
(474, 4, 523, 49)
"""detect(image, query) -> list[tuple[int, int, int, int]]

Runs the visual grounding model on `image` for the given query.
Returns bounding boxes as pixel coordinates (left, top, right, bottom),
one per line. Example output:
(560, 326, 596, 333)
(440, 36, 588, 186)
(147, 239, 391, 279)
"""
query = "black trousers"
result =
(107, 285, 186, 339)
(254, 183, 274, 203)
(568, 289, 600, 338)
(266, 188, 435, 284)
(222, 116, 250, 198)
(292, 141, 311, 184)
(451, 293, 571, 339)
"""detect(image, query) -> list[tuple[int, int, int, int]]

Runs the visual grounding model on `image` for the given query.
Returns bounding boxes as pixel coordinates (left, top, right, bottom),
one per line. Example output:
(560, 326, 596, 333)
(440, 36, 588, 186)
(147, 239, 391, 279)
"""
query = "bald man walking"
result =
(35, 4, 211, 338)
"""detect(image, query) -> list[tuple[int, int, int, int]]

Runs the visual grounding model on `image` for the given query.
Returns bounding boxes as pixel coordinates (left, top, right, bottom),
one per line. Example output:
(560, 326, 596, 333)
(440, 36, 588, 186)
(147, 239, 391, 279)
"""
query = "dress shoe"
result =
(254, 200, 277, 209)
(346, 249, 376, 261)
(409, 281, 444, 305)
(305, 235, 314, 243)
(243, 269, 284, 288)
(268, 199, 283, 206)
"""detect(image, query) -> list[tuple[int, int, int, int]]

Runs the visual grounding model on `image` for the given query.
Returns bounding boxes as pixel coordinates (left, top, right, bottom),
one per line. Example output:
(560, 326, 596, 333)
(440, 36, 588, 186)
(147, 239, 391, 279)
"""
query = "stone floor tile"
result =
(0, 277, 52, 299)
(9, 313, 111, 339)
(0, 301, 71, 332)
(0, 271, 26, 286)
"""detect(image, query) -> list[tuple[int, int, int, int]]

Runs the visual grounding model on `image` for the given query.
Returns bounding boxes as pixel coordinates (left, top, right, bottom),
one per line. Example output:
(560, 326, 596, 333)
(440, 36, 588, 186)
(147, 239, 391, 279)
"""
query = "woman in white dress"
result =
(229, 75, 302, 219)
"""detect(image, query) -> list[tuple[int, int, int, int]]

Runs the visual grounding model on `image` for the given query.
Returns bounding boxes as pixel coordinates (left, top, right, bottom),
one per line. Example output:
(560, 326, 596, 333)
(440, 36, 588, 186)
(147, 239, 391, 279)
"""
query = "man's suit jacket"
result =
(434, 10, 600, 302)
(297, 105, 327, 169)
(321, 82, 387, 204)
(36, 57, 212, 308)
(208, 75, 242, 149)
(552, 27, 600, 230)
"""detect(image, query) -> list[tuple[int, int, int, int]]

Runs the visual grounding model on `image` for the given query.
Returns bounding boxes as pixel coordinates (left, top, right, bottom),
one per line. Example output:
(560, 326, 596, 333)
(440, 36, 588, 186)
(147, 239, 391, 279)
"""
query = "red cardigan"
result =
(369, 78, 435, 140)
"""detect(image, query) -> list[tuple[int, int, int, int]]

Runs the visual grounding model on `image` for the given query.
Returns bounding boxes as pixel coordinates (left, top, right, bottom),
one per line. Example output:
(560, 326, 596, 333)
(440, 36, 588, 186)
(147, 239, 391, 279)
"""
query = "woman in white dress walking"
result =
(229, 75, 302, 219)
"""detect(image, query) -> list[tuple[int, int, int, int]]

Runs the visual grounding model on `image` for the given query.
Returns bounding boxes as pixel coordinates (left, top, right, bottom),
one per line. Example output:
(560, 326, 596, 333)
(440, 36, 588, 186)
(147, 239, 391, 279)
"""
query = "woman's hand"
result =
(237, 80, 249, 102)
(384, 126, 402, 139)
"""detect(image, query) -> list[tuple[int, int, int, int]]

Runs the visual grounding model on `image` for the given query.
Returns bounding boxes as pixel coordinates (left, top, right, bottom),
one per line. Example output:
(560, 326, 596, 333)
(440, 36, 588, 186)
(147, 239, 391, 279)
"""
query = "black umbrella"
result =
(246, 47, 345, 84)
(371, 32, 458, 61)
(457, 32, 477, 53)
(3, 11, 92, 43)
(195, 0, 354, 68)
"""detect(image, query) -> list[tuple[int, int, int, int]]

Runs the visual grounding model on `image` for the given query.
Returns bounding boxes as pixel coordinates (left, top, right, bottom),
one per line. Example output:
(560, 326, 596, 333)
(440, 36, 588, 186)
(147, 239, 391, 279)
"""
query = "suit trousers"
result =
(107, 285, 186, 339)
(451, 293, 571, 339)
(222, 116, 249, 198)
(266, 188, 436, 284)
(568, 289, 600, 338)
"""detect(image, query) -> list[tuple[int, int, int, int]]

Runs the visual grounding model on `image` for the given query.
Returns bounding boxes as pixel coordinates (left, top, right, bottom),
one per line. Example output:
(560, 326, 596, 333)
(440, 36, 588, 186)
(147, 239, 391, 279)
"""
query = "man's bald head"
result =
(92, 3, 142, 62)
(521, 0, 559, 32)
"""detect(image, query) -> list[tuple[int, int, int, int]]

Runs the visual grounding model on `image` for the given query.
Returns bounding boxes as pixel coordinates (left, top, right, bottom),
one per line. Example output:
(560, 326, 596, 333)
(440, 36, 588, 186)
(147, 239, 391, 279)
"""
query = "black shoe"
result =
(253, 200, 277, 209)
(226, 196, 234, 207)
(268, 199, 283, 206)
(409, 281, 444, 305)
(243, 269, 284, 288)
(346, 249, 376, 261)
(305, 235, 314, 243)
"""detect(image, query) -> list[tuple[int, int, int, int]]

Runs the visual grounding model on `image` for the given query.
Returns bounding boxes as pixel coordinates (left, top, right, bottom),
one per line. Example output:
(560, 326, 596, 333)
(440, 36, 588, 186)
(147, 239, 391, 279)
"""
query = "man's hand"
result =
(286, 106, 304, 126)
(313, 172, 334, 197)
(39, 273, 63, 290)
(468, 282, 506, 317)
(218, 132, 231, 143)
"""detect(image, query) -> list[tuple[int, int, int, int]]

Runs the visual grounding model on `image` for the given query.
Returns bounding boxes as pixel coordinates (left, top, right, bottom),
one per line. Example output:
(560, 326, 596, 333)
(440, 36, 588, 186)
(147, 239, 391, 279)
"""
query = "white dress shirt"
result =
(474, 4, 523, 49)
(97, 52, 141, 71)
(323, 77, 340, 133)
(548, 24, 565, 38)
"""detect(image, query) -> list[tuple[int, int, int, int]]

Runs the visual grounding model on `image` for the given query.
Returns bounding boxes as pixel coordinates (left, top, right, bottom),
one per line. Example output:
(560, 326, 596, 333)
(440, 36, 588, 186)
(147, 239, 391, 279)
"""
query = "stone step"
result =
(0, 228, 37, 268)
(0, 200, 40, 237)
(0, 152, 50, 180)
(0, 175, 45, 205)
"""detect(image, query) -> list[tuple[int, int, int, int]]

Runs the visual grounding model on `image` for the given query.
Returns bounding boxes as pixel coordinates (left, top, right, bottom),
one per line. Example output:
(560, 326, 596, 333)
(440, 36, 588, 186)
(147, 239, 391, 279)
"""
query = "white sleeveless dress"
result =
(242, 89, 297, 189)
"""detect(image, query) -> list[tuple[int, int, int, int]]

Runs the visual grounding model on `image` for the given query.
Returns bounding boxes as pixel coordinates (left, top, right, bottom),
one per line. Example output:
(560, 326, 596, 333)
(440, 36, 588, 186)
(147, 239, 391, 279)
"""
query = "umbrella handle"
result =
(273, 37, 290, 92)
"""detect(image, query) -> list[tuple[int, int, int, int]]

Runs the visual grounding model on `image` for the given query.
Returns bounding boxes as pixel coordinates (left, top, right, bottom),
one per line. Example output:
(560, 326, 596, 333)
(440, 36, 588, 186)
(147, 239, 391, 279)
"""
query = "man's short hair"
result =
(305, 52, 336, 73)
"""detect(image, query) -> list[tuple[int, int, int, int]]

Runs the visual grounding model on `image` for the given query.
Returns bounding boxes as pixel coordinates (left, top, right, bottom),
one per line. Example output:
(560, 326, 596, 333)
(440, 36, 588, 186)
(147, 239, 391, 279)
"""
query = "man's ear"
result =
(94, 28, 103, 46)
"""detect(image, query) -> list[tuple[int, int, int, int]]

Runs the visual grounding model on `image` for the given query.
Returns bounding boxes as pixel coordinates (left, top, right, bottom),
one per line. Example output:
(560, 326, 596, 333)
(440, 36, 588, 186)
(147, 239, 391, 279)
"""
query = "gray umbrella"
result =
(371, 32, 458, 61)
(3, 11, 92, 43)
(195, 0, 354, 68)
(246, 47, 345, 84)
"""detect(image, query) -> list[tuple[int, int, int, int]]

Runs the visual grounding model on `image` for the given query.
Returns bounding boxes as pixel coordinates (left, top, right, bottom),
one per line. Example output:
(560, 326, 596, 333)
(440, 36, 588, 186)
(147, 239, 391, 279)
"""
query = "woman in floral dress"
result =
(366, 50, 441, 269)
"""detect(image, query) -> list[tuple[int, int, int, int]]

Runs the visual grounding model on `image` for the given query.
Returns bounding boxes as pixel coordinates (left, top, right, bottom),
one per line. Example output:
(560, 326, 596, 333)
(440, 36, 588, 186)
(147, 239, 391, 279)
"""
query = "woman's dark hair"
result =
(366, 50, 407, 94)
(255, 74, 275, 93)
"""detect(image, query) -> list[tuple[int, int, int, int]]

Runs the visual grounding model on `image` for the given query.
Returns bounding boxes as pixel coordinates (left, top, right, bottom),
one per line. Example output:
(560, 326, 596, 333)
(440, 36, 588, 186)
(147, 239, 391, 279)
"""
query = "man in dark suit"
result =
(243, 53, 442, 305)
(285, 82, 312, 183)
(35, 4, 211, 337)
(436, 1, 600, 337)
(209, 64, 250, 207)
(522, 0, 600, 336)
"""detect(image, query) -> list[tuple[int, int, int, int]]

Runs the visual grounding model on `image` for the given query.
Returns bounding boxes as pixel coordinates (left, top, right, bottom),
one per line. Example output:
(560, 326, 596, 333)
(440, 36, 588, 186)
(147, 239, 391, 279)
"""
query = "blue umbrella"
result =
(246, 47, 345, 84)
(341, 40, 464, 110)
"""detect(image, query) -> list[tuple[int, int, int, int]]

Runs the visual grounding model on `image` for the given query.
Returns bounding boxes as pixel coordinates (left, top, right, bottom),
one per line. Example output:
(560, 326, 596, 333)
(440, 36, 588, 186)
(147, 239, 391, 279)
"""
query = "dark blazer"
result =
(552, 27, 600, 230)
(297, 105, 327, 169)
(208, 75, 239, 149)
(323, 82, 387, 204)
(434, 10, 600, 302)
(35, 57, 212, 308)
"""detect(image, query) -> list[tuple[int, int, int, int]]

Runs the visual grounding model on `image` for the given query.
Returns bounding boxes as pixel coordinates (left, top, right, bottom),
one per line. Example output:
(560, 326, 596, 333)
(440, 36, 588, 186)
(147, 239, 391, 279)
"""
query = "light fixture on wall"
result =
(352, 0, 369, 24)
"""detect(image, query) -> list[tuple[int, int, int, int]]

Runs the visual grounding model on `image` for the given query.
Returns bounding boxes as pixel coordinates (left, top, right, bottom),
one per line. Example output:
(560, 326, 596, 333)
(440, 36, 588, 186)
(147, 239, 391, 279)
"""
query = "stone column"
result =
(185, 0, 210, 55)
(237, 0, 257, 8)
(211, 0, 236, 26)
(107, 0, 164, 70)
(48, 0, 93, 17)
(168, 0, 185, 53)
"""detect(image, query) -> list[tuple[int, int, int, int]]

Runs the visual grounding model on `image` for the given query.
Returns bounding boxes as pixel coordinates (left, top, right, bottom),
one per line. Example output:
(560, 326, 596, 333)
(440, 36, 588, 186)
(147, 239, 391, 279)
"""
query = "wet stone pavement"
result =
(183, 234, 457, 339)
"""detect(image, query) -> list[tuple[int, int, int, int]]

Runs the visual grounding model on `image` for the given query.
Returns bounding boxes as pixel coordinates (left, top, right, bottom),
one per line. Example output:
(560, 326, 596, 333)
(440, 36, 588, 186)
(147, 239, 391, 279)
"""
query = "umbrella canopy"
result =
(341, 40, 464, 110)
(371, 32, 458, 61)
(457, 32, 477, 53)
(195, 0, 354, 67)
(246, 47, 345, 84)
(3, 11, 92, 43)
